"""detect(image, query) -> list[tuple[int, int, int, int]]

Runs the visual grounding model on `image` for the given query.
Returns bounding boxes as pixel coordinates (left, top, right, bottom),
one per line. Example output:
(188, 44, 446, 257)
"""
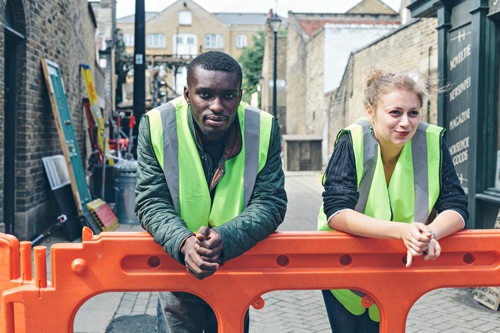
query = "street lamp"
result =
(268, 14, 281, 118)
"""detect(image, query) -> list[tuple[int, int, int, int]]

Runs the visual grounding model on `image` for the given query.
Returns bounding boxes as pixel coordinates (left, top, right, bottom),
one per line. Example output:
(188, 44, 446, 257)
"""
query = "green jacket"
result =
(135, 107, 287, 265)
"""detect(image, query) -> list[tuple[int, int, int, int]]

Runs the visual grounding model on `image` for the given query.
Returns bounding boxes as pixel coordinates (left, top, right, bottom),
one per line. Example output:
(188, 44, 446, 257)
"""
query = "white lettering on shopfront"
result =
(449, 108, 470, 131)
(449, 44, 472, 71)
(449, 76, 471, 102)
(449, 136, 470, 166)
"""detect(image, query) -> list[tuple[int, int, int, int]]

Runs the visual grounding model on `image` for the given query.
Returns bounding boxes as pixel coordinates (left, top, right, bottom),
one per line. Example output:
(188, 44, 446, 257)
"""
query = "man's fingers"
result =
(185, 254, 219, 280)
(197, 239, 223, 251)
(196, 229, 223, 249)
(196, 226, 209, 240)
(195, 244, 222, 258)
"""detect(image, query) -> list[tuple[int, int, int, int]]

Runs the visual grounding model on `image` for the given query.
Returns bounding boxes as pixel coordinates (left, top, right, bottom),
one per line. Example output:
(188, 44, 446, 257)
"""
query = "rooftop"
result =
(117, 12, 159, 24)
(214, 12, 267, 25)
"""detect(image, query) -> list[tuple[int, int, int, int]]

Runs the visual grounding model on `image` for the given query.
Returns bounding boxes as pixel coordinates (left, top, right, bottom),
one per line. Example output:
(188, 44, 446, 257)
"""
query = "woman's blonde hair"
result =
(363, 69, 427, 109)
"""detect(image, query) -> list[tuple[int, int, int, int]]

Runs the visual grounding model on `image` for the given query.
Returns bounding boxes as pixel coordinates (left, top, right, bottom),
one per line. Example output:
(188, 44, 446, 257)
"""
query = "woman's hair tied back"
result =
(363, 69, 427, 109)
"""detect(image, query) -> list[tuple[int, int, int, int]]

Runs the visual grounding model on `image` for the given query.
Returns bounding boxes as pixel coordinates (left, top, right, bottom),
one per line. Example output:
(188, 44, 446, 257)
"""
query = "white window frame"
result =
(146, 34, 166, 48)
(236, 35, 247, 48)
(178, 10, 192, 25)
(173, 33, 197, 56)
(123, 33, 134, 47)
(204, 34, 223, 49)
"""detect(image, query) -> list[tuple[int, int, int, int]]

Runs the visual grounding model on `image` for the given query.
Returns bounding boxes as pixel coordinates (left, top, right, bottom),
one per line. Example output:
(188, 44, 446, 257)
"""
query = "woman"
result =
(318, 70, 468, 332)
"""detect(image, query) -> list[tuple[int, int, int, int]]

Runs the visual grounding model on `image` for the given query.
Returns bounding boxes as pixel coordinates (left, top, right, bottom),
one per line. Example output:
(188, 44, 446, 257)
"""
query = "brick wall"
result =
(0, 0, 97, 238)
(327, 18, 438, 155)
(305, 30, 324, 137)
(284, 16, 307, 135)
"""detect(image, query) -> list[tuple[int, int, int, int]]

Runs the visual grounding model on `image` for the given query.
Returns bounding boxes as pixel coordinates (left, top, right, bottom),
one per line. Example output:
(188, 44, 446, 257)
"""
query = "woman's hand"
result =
(400, 222, 432, 267)
(423, 238, 441, 261)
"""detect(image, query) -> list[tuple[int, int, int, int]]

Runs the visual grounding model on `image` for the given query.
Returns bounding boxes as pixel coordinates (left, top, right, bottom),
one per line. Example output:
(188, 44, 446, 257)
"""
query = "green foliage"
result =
(238, 31, 264, 104)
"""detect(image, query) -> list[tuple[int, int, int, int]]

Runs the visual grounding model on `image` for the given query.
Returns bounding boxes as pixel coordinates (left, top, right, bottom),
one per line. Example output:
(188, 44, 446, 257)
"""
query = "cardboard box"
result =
(472, 209, 500, 311)
(495, 208, 500, 229)
(473, 287, 500, 311)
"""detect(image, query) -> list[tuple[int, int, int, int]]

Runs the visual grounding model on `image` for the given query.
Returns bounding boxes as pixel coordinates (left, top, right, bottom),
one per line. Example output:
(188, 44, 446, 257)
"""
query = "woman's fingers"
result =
(424, 242, 435, 260)
(410, 223, 432, 242)
(406, 249, 414, 268)
(404, 237, 429, 254)
(421, 239, 443, 263)
(434, 240, 441, 258)
(424, 239, 441, 260)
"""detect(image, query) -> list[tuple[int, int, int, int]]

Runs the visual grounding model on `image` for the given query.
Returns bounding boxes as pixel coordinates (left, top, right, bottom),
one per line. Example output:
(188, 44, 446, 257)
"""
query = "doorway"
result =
(3, 0, 25, 234)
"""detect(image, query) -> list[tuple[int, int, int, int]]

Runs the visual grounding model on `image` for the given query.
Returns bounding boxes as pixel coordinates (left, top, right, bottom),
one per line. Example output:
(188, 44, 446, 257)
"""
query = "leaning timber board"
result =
(41, 59, 91, 215)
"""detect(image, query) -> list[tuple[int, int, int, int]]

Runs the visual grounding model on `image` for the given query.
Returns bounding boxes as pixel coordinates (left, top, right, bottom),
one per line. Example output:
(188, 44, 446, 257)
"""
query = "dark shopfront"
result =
(409, 0, 500, 229)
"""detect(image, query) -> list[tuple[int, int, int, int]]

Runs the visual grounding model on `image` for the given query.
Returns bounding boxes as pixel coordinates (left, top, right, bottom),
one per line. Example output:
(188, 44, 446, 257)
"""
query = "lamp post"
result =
(268, 14, 281, 118)
(132, 0, 145, 157)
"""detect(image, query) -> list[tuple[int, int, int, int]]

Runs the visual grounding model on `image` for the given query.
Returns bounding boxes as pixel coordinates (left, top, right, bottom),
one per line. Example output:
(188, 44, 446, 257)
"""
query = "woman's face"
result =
(367, 89, 421, 152)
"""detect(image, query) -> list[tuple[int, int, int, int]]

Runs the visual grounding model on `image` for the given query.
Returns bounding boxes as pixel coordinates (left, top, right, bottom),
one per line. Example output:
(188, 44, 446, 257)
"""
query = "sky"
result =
(116, 0, 402, 19)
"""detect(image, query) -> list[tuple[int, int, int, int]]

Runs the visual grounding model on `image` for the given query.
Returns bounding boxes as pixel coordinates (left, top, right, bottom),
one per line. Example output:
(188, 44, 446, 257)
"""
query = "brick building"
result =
(261, 0, 400, 170)
(90, 0, 116, 114)
(283, 1, 400, 140)
(326, 18, 438, 154)
(1, 0, 103, 238)
(117, 0, 267, 98)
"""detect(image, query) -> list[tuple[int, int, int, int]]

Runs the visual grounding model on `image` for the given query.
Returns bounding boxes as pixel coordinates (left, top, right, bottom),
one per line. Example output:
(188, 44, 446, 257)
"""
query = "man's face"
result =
(184, 67, 242, 144)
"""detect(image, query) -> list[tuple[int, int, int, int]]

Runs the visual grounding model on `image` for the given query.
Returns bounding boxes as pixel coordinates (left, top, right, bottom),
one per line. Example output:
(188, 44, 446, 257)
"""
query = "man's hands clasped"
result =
(401, 222, 441, 268)
(181, 226, 224, 279)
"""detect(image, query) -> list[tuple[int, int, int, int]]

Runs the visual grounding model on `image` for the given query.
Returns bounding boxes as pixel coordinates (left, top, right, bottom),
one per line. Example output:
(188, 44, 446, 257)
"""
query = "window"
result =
(173, 34, 197, 56)
(147, 34, 165, 48)
(175, 66, 187, 95)
(123, 33, 134, 47)
(178, 10, 192, 25)
(236, 35, 247, 48)
(204, 34, 223, 49)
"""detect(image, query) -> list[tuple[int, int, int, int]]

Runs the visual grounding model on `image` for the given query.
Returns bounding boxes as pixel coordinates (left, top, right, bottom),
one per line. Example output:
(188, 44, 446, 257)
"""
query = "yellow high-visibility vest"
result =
(318, 118, 444, 321)
(148, 97, 273, 230)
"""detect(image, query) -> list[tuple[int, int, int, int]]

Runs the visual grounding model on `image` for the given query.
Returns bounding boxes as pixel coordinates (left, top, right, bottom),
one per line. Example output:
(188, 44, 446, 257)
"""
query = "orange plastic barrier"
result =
(0, 235, 36, 333)
(1, 227, 500, 333)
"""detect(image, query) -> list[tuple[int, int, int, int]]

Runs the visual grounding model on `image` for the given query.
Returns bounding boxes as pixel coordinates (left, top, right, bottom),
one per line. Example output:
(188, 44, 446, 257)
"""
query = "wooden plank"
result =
(41, 59, 92, 215)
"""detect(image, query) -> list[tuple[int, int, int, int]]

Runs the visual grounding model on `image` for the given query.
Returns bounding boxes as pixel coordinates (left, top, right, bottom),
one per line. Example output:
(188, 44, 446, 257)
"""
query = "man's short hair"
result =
(187, 51, 242, 88)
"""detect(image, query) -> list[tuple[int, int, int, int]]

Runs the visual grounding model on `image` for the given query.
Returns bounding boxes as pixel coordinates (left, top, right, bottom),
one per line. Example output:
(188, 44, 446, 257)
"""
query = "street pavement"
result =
(38, 172, 499, 332)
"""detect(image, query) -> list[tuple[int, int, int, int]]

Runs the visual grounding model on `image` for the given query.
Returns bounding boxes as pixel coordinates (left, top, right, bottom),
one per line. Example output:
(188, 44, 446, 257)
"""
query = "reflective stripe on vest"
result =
(317, 118, 444, 321)
(147, 96, 273, 231)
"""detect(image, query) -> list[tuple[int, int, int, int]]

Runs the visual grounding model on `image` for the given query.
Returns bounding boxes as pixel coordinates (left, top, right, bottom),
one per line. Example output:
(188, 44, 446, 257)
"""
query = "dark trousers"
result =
(322, 290, 379, 333)
(157, 291, 250, 333)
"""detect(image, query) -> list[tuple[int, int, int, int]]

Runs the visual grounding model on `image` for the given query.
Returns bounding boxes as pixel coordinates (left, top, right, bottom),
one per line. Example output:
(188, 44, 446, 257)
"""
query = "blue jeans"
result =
(322, 290, 379, 333)
(157, 291, 249, 333)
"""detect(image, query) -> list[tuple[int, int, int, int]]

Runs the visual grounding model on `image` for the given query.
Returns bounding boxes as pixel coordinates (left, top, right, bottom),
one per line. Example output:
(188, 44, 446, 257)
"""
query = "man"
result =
(135, 51, 287, 332)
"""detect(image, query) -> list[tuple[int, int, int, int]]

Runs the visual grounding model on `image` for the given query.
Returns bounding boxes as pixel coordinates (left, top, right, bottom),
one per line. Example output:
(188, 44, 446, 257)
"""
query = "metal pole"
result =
(132, 0, 145, 156)
(272, 30, 278, 118)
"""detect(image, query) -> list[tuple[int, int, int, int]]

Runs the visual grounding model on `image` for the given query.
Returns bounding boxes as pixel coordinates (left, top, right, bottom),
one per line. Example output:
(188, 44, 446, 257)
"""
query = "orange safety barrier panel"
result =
(0, 235, 37, 333)
(1, 227, 500, 333)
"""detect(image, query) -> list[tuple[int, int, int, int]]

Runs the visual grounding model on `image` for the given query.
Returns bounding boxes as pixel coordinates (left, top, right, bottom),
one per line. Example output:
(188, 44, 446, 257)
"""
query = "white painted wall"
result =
(323, 23, 399, 93)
